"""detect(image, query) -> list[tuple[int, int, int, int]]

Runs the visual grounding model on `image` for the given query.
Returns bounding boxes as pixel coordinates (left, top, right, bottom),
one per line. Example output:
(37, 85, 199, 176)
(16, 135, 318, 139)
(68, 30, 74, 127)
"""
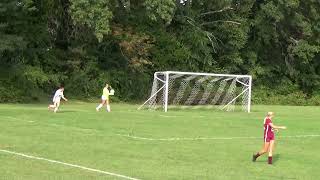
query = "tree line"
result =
(0, 0, 319, 105)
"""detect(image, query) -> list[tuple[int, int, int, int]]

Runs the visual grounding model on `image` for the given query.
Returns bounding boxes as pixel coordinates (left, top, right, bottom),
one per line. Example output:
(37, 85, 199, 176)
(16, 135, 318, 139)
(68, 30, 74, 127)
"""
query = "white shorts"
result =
(53, 97, 61, 103)
(101, 95, 109, 101)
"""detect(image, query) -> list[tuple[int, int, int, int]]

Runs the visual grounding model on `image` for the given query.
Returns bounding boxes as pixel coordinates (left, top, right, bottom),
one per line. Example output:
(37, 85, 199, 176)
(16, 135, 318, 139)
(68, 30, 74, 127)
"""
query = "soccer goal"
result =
(138, 71, 252, 112)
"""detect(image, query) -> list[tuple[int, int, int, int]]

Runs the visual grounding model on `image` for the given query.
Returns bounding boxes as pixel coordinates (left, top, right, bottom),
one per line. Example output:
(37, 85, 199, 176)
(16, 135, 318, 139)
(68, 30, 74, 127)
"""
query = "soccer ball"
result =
(110, 89, 115, 95)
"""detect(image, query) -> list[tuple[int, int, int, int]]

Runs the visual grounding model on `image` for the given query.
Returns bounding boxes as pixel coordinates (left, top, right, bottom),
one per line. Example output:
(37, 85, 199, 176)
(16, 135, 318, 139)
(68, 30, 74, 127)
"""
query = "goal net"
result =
(138, 71, 252, 112)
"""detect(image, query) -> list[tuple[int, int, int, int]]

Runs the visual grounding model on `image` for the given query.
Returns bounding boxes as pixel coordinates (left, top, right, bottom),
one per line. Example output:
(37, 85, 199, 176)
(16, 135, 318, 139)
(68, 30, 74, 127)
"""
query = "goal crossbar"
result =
(155, 71, 251, 79)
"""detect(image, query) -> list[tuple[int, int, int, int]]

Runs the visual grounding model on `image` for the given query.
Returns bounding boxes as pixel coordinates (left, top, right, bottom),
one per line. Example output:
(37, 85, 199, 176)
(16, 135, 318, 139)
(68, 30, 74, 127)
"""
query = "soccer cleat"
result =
(252, 154, 257, 162)
(96, 107, 99, 112)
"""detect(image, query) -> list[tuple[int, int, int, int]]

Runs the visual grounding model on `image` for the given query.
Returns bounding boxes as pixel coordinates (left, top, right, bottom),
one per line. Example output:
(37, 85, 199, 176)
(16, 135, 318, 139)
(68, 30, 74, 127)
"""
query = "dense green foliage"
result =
(0, 0, 319, 104)
(1, 103, 320, 179)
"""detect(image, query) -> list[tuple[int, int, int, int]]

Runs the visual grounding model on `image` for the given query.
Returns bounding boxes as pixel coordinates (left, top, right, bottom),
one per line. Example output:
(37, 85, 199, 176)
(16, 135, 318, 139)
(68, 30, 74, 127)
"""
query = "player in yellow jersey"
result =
(96, 83, 112, 112)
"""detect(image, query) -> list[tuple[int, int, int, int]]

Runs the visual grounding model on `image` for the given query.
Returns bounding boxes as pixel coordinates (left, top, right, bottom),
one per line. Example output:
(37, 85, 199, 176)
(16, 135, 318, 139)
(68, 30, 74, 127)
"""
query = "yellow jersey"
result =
(102, 87, 109, 97)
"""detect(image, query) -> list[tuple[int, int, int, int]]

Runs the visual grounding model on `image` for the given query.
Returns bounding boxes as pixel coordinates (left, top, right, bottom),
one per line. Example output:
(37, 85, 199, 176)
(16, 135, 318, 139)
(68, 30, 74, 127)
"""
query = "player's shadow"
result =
(256, 154, 280, 164)
(254, 154, 280, 164)
(273, 154, 280, 164)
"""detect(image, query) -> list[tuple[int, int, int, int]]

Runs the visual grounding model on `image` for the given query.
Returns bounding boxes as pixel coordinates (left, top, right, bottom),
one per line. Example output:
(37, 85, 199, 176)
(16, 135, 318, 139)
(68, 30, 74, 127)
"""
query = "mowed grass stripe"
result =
(0, 103, 320, 179)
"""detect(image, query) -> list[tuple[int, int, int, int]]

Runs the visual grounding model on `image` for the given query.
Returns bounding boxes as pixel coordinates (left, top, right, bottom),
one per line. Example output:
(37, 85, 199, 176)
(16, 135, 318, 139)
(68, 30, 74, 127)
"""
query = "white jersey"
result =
(53, 89, 64, 102)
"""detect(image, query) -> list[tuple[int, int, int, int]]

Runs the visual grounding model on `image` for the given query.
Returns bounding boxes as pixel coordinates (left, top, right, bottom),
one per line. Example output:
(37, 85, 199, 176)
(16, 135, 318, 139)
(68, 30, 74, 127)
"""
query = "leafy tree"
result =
(0, 0, 319, 104)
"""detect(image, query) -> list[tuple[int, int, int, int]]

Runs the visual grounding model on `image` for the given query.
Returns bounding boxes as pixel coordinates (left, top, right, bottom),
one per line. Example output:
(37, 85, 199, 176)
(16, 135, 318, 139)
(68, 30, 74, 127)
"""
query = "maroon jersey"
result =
(264, 117, 274, 142)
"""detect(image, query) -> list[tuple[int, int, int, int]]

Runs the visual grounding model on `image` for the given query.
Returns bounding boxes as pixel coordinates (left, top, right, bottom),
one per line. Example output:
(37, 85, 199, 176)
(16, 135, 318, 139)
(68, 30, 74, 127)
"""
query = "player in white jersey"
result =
(48, 86, 68, 113)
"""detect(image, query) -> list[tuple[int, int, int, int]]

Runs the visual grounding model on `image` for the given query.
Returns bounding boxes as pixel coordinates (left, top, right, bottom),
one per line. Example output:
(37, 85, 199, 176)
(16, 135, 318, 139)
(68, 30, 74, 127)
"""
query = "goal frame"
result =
(138, 71, 252, 112)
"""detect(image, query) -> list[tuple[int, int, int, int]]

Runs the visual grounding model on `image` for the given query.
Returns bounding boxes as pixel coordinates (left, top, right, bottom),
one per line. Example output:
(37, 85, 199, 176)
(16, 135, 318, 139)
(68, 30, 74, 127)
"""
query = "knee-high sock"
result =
(96, 104, 103, 110)
(268, 156, 272, 164)
(106, 105, 111, 112)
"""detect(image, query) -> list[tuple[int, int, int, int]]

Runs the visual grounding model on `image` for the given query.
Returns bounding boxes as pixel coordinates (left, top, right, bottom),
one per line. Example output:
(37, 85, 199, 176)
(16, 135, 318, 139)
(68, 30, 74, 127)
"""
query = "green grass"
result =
(0, 102, 319, 180)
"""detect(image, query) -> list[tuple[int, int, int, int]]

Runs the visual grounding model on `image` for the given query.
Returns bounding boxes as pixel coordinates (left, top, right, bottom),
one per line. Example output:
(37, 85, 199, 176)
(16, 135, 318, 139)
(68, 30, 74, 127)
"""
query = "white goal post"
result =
(138, 71, 252, 112)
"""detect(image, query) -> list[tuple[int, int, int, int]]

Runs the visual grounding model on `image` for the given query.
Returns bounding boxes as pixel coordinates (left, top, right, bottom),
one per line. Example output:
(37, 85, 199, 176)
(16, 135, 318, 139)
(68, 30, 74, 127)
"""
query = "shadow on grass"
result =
(253, 154, 280, 164)
(273, 154, 280, 164)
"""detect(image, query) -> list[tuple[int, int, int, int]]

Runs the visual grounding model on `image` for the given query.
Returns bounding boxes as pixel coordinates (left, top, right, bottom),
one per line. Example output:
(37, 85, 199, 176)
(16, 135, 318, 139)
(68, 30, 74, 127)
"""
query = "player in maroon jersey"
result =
(252, 112, 286, 164)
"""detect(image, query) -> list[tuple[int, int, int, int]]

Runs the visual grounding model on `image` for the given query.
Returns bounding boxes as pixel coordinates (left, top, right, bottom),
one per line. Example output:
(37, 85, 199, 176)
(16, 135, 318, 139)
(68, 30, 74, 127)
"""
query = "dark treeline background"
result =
(0, 0, 319, 105)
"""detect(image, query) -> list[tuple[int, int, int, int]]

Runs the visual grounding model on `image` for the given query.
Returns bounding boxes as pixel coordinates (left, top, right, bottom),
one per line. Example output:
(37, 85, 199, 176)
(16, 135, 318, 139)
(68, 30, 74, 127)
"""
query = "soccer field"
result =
(0, 103, 319, 180)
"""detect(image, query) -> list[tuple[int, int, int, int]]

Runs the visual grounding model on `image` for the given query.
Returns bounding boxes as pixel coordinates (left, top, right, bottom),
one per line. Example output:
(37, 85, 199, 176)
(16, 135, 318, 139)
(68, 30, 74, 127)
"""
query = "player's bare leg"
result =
(48, 104, 55, 111)
(268, 140, 275, 164)
(96, 100, 106, 111)
(253, 142, 269, 162)
(106, 100, 111, 112)
(54, 102, 60, 113)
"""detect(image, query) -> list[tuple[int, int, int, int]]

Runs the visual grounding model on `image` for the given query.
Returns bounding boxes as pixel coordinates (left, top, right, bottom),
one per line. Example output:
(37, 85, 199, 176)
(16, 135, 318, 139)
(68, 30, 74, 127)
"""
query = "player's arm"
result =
(269, 123, 286, 129)
(61, 93, 68, 101)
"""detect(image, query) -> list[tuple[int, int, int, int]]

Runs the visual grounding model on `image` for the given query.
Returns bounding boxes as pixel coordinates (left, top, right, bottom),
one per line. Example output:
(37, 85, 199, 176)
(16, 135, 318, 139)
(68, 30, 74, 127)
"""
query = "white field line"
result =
(117, 134, 320, 141)
(159, 115, 179, 118)
(49, 123, 100, 133)
(0, 149, 140, 180)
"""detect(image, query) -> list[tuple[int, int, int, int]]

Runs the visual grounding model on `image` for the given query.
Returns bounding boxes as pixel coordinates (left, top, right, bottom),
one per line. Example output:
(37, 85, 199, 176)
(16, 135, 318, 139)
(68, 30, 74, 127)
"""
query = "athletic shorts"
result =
(101, 95, 109, 101)
(53, 97, 61, 103)
(264, 133, 275, 142)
